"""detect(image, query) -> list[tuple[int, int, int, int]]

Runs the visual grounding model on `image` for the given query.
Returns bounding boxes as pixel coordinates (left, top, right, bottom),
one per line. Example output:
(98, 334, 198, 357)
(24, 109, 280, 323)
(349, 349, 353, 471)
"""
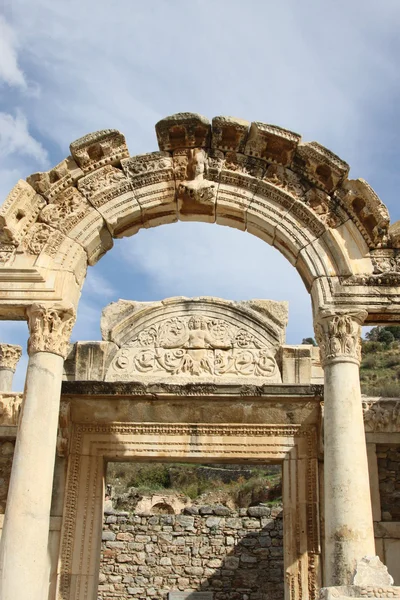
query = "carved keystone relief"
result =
(103, 298, 288, 382)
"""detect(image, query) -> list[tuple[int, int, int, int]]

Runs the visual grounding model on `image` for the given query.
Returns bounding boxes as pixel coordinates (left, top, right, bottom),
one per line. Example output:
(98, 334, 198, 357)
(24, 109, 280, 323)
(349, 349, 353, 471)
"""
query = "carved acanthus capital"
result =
(314, 311, 367, 366)
(0, 344, 22, 371)
(27, 303, 76, 359)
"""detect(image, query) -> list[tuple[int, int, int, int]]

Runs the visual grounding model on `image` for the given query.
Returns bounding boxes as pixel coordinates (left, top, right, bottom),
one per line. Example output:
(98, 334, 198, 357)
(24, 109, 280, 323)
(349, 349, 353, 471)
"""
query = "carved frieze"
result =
(363, 399, 400, 432)
(314, 312, 366, 365)
(106, 314, 281, 381)
(27, 303, 76, 358)
(0, 393, 22, 425)
(0, 344, 22, 371)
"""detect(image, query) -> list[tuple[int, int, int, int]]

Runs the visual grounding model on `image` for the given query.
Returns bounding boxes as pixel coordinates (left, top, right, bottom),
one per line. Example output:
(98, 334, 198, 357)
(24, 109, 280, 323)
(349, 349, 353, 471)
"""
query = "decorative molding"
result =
(58, 420, 319, 600)
(26, 303, 76, 358)
(0, 344, 22, 371)
(314, 312, 367, 366)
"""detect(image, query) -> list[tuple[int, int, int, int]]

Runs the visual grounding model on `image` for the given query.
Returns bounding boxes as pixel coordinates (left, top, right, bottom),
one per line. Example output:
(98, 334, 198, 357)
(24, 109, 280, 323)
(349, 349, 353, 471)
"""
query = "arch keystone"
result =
(155, 112, 211, 151)
(70, 129, 129, 172)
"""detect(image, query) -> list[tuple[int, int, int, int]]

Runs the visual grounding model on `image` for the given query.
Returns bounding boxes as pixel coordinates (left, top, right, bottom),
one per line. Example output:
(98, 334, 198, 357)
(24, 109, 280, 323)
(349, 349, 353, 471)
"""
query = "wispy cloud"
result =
(0, 16, 26, 89)
(0, 110, 49, 164)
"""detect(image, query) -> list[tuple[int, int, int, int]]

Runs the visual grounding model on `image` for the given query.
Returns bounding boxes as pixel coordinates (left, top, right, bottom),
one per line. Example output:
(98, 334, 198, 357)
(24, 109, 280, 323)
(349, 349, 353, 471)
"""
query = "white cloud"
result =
(0, 110, 49, 164)
(0, 16, 26, 88)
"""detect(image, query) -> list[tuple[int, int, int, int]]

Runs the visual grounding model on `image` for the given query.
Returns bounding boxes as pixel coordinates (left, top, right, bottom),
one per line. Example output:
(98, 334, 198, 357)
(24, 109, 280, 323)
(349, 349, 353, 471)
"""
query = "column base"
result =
(320, 586, 400, 600)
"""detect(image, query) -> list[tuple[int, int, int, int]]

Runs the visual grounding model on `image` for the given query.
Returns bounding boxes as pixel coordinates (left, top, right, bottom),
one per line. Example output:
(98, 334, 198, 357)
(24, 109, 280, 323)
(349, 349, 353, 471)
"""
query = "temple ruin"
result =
(0, 113, 399, 600)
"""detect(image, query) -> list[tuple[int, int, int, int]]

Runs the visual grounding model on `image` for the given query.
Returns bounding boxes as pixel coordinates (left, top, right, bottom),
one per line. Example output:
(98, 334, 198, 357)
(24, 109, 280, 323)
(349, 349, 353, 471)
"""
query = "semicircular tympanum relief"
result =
(101, 297, 288, 383)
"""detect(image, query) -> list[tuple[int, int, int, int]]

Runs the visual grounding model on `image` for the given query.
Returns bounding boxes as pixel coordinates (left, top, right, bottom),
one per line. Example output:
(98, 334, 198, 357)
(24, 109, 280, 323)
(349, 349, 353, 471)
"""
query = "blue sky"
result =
(1, 0, 400, 389)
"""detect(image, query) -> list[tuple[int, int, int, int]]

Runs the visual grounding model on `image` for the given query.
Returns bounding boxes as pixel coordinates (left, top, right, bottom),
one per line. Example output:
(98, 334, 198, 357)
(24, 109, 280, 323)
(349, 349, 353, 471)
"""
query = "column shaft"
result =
(0, 351, 64, 600)
(0, 368, 14, 392)
(315, 311, 375, 586)
(0, 303, 74, 600)
(324, 358, 375, 585)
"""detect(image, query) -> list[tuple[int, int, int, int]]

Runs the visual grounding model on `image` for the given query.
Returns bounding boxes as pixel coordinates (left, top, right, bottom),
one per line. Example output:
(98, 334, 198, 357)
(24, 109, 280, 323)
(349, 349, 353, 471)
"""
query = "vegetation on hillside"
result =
(303, 327, 400, 397)
(107, 462, 282, 509)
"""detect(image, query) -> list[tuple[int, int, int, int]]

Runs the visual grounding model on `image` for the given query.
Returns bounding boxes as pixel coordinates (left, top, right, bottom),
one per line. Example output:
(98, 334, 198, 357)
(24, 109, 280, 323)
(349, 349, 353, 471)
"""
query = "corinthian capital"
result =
(27, 303, 76, 359)
(314, 311, 367, 366)
(0, 344, 22, 371)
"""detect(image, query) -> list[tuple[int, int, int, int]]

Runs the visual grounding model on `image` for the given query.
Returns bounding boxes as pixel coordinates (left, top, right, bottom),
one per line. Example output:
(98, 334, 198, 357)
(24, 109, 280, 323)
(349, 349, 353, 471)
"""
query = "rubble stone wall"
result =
(377, 444, 400, 521)
(99, 505, 284, 600)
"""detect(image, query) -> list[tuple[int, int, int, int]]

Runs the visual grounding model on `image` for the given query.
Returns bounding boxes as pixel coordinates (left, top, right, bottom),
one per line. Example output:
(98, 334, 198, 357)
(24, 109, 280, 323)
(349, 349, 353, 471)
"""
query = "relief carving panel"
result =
(106, 314, 281, 381)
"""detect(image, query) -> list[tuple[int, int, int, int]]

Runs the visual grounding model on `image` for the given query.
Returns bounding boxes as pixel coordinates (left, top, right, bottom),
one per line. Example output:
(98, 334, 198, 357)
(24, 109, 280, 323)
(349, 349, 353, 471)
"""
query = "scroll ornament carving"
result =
(108, 315, 280, 380)
(27, 303, 76, 358)
(0, 344, 22, 371)
(314, 312, 366, 365)
(0, 394, 22, 425)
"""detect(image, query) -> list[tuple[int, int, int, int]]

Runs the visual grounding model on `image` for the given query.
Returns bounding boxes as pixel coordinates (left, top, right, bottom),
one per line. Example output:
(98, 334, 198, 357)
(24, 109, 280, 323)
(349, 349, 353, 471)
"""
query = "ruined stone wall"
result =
(377, 444, 400, 521)
(0, 441, 15, 514)
(99, 505, 284, 600)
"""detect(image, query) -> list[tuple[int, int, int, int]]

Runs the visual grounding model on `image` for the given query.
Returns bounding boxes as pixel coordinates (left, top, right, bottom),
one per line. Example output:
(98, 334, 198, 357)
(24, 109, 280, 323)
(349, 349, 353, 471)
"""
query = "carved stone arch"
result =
(0, 112, 398, 321)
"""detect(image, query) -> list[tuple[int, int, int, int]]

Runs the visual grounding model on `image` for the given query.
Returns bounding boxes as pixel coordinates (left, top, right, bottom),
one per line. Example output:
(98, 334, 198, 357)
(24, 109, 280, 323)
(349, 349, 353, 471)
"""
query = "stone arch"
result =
(0, 112, 397, 321)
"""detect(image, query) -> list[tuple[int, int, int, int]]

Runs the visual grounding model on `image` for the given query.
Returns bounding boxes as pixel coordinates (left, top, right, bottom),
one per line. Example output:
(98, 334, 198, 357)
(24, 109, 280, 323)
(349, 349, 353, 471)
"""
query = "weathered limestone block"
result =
(341, 179, 390, 248)
(280, 345, 312, 384)
(121, 152, 176, 228)
(16, 223, 88, 285)
(70, 129, 129, 172)
(0, 180, 46, 246)
(66, 341, 118, 381)
(294, 141, 349, 193)
(245, 122, 301, 167)
(78, 165, 142, 238)
(27, 156, 83, 201)
(216, 153, 264, 230)
(38, 187, 113, 265)
(156, 113, 211, 151)
(211, 116, 250, 153)
(174, 149, 217, 223)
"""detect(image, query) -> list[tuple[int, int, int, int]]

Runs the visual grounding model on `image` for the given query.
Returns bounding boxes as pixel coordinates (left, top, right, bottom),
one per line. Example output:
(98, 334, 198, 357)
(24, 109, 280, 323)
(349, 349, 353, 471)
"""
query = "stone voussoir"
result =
(244, 121, 301, 167)
(70, 129, 130, 173)
(155, 113, 211, 151)
(293, 141, 349, 194)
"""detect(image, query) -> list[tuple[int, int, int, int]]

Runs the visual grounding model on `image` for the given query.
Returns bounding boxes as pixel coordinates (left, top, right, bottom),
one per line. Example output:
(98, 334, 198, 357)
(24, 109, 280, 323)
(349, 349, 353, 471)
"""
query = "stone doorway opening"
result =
(99, 460, 284, 600)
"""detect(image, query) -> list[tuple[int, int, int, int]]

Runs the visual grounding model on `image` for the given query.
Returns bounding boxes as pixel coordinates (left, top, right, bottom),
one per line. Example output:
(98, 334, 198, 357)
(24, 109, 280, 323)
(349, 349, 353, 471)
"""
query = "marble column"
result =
(0, 303, 75, 600)
(0, 343, 22, 391)
(315, 311, 375, 586)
